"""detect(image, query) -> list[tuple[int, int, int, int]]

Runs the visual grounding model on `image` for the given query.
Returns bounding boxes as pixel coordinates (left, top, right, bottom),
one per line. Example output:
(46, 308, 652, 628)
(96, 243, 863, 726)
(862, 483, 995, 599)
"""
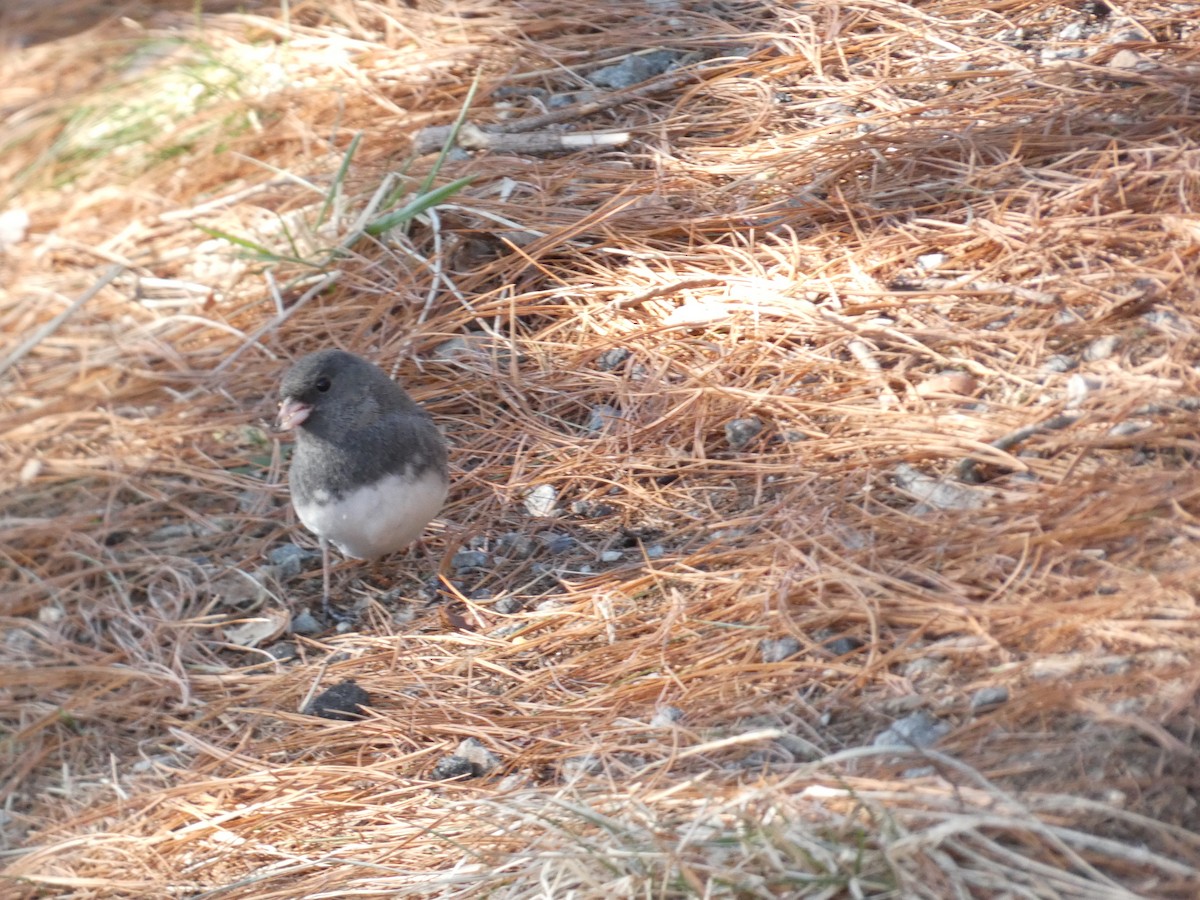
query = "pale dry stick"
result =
(210, 270, 341, 376)
(818, 306, 953, 366)
(417, 205, 449, 326)
(0, 263, 123, 378)
(845, 337, 902, 410)
(342, 171, 401, 243)
(608, 274, 809, 312)
(265, 270, 284, 316)
(608, 276, 730, 311)
(297, 655, 334, 715)
(425, 123, 630, 156)
(411, 68, 701, 154)
(439, 202, 549, 240)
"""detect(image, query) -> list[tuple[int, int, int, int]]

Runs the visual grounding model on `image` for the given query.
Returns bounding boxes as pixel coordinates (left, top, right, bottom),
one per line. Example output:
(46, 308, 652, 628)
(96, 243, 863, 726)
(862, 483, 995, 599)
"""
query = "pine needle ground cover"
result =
(2, 1, 1199, 896)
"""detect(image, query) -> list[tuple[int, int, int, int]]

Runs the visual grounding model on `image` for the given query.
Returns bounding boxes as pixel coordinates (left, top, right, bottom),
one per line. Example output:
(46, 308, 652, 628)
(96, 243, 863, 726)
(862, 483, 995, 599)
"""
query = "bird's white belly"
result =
(294, 469, 447, 559)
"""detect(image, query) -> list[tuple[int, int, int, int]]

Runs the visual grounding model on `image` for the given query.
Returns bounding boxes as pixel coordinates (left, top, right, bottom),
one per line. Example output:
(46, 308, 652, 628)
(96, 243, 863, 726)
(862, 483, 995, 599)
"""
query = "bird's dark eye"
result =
(315, 376, 331, 392)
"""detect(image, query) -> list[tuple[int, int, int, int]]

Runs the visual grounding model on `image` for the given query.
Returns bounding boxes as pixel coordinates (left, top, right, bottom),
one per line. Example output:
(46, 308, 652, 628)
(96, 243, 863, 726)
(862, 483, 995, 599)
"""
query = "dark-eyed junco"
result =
(275, 349, 448, 620)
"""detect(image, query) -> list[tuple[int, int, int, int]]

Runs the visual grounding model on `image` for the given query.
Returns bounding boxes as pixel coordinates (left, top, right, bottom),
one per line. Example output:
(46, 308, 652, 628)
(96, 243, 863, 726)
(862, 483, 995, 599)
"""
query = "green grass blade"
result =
(318, 131, 361, 228)
(363, 175, 475, 236)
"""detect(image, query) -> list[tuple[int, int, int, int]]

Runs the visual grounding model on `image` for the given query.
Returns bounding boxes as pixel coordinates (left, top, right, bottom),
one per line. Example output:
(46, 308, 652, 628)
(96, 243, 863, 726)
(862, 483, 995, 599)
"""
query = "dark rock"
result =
(570, 500, 616, 517)
(452, 550, 490, 573)
(493, 596, 524, 615)
(268, 543, 314, 580)
(266, 641, 298, 662)
(824, 636, 863, 656)
(650, 705, 685, 727)
(585, 404, 622, 435)
(873, 711, 950, 748)
(455, 737, 500, 775)
(760, 636, 801, 663)
(725, 417, 764, 450)
(431, 755, 476, 780)
(305, 679, 370, 720)
(970, 686, 1009, 710)
(588, 51, 678, 89)
(542, 533, 578, 554)
(597, 347, 631, 371)
(496, 532, 536, 559)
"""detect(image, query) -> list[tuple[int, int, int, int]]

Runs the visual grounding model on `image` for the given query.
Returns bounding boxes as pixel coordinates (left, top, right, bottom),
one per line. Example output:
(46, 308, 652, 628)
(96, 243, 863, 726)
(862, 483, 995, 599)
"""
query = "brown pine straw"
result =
(3, 0, 1200, 896)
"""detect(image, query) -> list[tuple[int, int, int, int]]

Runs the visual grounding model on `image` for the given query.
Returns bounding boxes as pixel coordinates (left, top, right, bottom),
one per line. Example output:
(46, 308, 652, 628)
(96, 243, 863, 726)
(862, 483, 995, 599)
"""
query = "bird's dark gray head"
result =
(276, 349, 418, 435)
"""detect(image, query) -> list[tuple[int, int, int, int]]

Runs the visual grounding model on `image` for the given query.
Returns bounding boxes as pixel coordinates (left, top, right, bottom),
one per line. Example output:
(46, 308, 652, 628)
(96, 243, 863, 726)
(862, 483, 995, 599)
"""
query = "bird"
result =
(274, 349, 448, 621)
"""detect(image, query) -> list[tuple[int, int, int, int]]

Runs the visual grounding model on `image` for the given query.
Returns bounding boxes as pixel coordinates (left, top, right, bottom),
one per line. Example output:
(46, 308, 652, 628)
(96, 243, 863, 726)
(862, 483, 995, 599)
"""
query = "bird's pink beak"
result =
(275, 397, 311, 431)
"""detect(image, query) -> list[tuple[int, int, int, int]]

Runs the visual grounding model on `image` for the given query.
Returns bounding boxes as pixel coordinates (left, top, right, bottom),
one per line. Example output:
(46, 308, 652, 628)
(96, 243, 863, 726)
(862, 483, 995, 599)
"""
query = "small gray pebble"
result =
(650, 705, 685, 727)
(903, 657, 944, 679)
(456, 737, 501, 775)
(570, 499, 616, 517)
(148, 523, 194, 542)
(1084, 335, 1119, 362)
(452, 550, 490, 572)
(1066, 372, 1095, 409)
(289, 610, 322, 635)
(547, 91, 583, 109)
(970, 686, 1010, 710)
(644, 544, 665, 560)
(725, 417, 764, 450)
(236, 489, 267, 513)
(268, 543, 312, 580)
(873, 711, 951, 749)
(431, 755, 476, 780)
(760, 636, 801, 663)
(1140, 309, 1189, 332)
(1058, 22, 1087, 40)
(585, 404, 622, 435)
(496, 532, 536, 559)
(547, 90, 597, 110)
(597, 347, 631, 371)
(710, 527, 747, 541)
(266, 641, 298, 662)
(1108, 30, 1144, 44)
(1042, 47, 1087, 61)
(542, 533, 578, 554)
(1108, 420, 1146, 437)
(985, 314, 1016, 331)
(588, 50, 677, 89)
(599, 549, 623, 563)
(561, 754, 603, 777)
(824, 636, 863, 656)
(305, 680, 370, 720)
(493, 596, 524, 615)
(1043, 354, 1077, 373)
